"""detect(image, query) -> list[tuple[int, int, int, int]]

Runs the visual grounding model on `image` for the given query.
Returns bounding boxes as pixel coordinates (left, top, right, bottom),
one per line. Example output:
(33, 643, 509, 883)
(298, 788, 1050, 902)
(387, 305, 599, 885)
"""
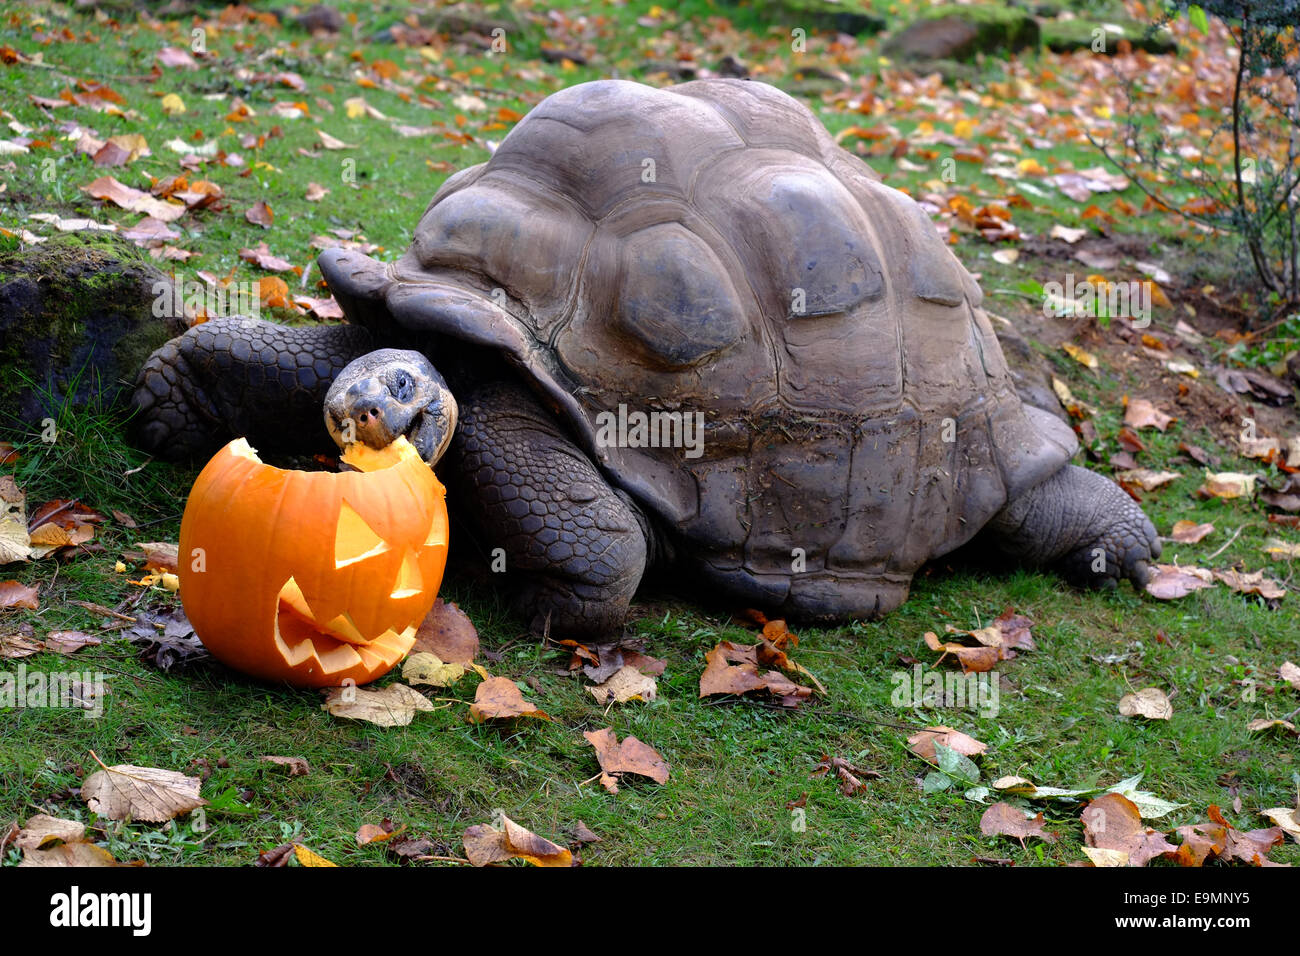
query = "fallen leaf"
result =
(81, 763, 206, 822)
(1281, 661, 1300, 690)
(1118, 687, 1173, 720)
(1213, 568, 1286, 600)
(1145, 563, 1215, 599)
(583, 727, 669, 793)
(907, 726, 988, 764)
(15, 814, 85, 851)
(923, 631, 1001, 672)
(469, 676, 550, 722)
(411, 599, 478, 665)
(1124, 398, 1175, 431)
(41, 631, 100, 654)
(1063, 343, 1098, 369)
(1260, 807, 1300, 842)
(238, 241, 294, 272)
(698, 640, 813, 706)
(588, 664, 657, 704)
(1246, 718, 1297, 734)
(244, 200, 274, 228)
(0, 476, 31, 564)
(811, 754, 880, 796)
(402, 651, 466, 687)
(1049, 224, 1087, 243)
(1081, 793, 1176, 867)
(305, 182, 329, 201)
(1170, 521, 1214, 544)
(980, 802, 1058, 847)
(321, 683, 434, 727)
(260, 756, 310, 776)
(292, 844, 337, 867)
(1117, 469, 1180, 491)
(1198, 472, 1257, 499)
(463, 814, 572, 867)
(0, 581, 39, 609)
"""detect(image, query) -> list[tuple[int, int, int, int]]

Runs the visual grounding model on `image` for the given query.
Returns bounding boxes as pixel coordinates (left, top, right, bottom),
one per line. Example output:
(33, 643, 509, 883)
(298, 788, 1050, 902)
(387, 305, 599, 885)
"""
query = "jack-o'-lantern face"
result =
(178, 437, 448, 688)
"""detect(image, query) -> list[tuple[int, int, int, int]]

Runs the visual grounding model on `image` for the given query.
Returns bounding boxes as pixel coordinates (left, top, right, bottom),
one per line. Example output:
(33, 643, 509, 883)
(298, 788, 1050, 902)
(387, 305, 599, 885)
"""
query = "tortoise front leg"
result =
(130, 316, 373, 460)
(450, 379, 649, 639)
(983, 464, 1162, 589)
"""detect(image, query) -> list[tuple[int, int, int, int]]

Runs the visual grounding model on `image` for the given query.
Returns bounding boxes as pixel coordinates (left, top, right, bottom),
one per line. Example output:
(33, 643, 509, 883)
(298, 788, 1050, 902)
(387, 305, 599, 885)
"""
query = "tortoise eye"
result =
(391, 372, 414, 402)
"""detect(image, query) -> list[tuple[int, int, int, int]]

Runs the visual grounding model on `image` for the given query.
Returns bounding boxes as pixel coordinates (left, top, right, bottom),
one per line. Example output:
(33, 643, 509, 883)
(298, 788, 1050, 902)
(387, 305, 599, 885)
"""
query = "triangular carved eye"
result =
(390, 549, 423, 599)
(335, 498, 390, 567)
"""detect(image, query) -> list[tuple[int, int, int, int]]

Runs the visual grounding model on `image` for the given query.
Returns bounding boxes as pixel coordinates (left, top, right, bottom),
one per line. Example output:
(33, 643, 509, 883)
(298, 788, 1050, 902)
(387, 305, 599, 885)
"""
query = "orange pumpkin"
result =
(178, 436, 448, 688)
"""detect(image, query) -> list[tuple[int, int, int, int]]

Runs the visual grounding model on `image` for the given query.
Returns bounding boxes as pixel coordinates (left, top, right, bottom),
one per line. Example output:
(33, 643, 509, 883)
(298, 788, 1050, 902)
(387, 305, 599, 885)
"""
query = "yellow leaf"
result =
(292, 844, 337, 867)
(1062, 343, 1098, 369)
(161, 93, 185, 116)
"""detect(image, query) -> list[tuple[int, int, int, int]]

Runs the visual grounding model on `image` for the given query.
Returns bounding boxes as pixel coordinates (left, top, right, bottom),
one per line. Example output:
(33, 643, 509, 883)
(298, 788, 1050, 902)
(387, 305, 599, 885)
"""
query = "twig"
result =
(1206, 524, 1246, 561)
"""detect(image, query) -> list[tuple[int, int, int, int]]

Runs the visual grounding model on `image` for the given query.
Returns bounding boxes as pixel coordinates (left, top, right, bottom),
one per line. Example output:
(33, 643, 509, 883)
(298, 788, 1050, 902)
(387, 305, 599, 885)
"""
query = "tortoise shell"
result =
(341, 78, 1076, 617)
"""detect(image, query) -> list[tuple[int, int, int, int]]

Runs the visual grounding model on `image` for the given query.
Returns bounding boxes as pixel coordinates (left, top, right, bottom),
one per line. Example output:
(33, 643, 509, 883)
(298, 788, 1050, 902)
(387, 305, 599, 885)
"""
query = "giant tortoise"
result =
(132, 78, 1161, 637)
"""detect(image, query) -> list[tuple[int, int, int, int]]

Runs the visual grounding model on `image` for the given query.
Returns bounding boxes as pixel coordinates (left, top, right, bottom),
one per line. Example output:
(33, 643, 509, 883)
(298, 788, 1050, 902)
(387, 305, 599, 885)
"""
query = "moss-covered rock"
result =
(0, 235, 185, 427)
(885, 5, 1040, 62)
(1040, 17, 1177, 55)
(719, 0, 886, 36)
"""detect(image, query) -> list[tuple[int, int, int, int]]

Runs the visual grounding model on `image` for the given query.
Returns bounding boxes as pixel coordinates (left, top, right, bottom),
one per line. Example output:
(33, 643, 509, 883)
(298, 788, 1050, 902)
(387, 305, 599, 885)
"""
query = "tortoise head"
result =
(324, 349, 458, 465)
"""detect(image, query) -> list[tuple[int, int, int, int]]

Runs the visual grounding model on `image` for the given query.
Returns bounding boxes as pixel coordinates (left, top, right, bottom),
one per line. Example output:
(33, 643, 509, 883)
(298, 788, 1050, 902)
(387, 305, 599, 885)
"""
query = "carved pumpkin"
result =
(178, 436, 448, 688)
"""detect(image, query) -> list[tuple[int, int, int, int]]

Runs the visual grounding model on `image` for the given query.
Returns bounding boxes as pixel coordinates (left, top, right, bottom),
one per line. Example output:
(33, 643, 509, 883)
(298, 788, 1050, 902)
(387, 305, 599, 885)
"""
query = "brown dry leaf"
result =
(322, 683, 434, 727)
(15, 814, 85, 851)
(42, 631, 100, 654)
(292, 844, 338, 867)
(257, 275, 291, 309)
(20, 841, 124, 867)
(355, 821, 404, 846)
(81, 175, 185, 221)
(81, 763, 206, 822)
(1198, 472, 1257, 499)
(583, 727, 670, 794)
(810, 754, 880, 796)
(1, 633, 43, 659)
(923, 631, 1000, 672)
(993, 608, 1037, 655)
(317, 130, 354, 150)
(1246, 718, 1297, 735)
(469, 676, 550, 722)
(0, 476, 31, 564)
(1174, 806, 1284, 867)
(1280, 661, 1300, 691)
(137, 542, 179, 573)
(0, 581, 38, 609)
(588, 664, 657, 704)
(305, 182, 329, 201)
(238, 241, 294, 272)
(1124, 398, 1175, 431)
(1081, 793, 1176, 867)
(1170, 521, 1214, 544)
(698, 640, 812, 706)
(244, 200, 274, 228)
(907, 726, 988, 764)
(402, 652, 465, 687)
(980, 802, 1058, 848)
(463, 814, 572, 867)
(411, 599, 479, 665)
(260, 756, 310, 776)
(1213, 568, 1286, 600)
(1144, 563, 1215, 600)
(1118, 687, 1173, 720)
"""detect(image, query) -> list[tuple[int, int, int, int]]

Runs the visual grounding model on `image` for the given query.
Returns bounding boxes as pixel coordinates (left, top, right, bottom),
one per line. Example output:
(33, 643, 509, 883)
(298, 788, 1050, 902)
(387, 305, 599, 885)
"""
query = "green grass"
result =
(1, 0, 1298, 867)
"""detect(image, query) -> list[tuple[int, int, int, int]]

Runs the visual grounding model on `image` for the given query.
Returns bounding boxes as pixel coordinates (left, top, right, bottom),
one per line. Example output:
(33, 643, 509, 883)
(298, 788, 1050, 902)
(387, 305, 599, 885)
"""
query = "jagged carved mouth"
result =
(264, 491, 448, 676)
